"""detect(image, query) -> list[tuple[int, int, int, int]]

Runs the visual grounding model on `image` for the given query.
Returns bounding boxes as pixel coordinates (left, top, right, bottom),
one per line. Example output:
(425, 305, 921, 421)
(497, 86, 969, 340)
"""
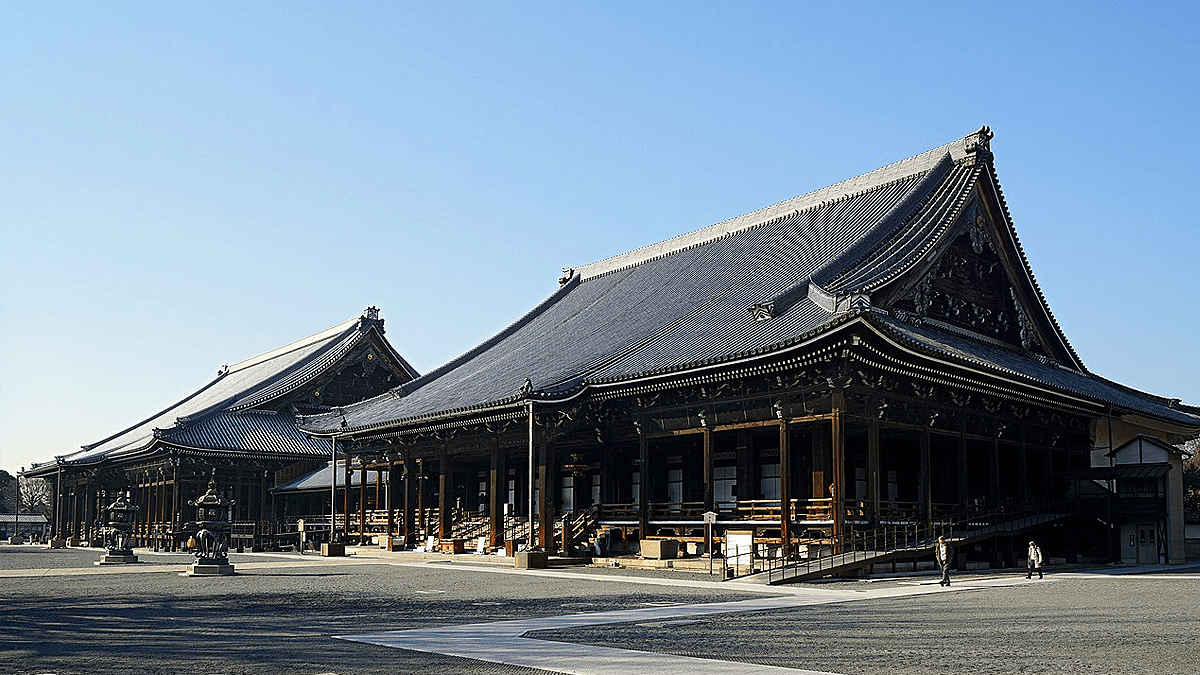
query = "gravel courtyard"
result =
(1, 545, 1197, 674)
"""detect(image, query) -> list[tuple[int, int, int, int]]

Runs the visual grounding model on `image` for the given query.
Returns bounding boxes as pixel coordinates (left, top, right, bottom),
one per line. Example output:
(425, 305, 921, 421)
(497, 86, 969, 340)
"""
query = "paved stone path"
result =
(338, 570, 1043, 674)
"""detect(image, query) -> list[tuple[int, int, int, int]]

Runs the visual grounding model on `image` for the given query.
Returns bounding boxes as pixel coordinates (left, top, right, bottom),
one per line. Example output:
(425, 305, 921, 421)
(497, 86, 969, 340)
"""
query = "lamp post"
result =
(183, 476, 235, 576)
(94, 491, 139, 565)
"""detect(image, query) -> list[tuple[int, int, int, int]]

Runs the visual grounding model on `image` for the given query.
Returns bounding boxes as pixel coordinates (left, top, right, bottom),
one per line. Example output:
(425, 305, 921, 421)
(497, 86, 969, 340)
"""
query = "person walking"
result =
(936, 535, 952, 586)
(1026, 540, 1044, 579)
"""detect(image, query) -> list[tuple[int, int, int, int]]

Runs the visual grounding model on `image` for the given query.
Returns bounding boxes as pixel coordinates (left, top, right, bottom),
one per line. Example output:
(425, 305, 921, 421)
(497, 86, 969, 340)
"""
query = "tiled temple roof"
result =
(299, 128, 1200, 435)
(273, 460, 380, 493)
(27, 309, 407, 473)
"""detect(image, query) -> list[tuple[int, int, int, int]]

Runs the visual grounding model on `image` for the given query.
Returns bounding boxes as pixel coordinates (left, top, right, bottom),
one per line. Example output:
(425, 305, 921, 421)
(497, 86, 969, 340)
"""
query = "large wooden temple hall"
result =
(25, 126, 1200, 571)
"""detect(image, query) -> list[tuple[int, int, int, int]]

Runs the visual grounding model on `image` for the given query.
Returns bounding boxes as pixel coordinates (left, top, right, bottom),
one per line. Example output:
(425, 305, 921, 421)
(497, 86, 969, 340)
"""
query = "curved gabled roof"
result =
(299, 127, 1198, 436)
(26, 309, 413, 474)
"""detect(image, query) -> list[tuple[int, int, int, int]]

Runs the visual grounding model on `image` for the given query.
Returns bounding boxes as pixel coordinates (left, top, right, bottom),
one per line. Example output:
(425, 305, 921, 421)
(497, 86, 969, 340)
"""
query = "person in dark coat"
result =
(936, 536, 952, 586)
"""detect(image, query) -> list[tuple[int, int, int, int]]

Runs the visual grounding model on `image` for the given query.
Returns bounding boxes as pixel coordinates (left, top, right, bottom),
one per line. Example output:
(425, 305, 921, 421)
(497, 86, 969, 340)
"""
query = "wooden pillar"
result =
(83, 481, 94, 543)
(489, 442, 504, 548)
(415, 459, 426, 542)
(359, 460, 368, 543)
(920, 429, 932, 524)
(375, 462, 382, 516)
(958, 422, 969, 507)
(342, 458, 351, 539)
(260, 470, 268, 524)
(171, 461, 181, 552)
(990, 437, 1001, 507)
(867, 420, 880, 524)
(538, 442, 553, 551)
(831, 395, 846, 550)
(1018, 431, 1030, 500)
(779, 420, 791, 558)
(637, 433, 649, 539)
(402, 458, 413, 545)
(438, 448, 450, 541)
(386, 458, 395, 542)
(702, 426, 714, 513)
(49, 481, 59, 539)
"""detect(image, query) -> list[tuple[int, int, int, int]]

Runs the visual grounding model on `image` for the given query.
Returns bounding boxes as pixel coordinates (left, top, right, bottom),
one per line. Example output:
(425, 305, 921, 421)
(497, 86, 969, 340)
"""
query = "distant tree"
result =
(0, 470, 15, 513)
(19, 476, 52, 519)
(1185, 440, 1200, 523)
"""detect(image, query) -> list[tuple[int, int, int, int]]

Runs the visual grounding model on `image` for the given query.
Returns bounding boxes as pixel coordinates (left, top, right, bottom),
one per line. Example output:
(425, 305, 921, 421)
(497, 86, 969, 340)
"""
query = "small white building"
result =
(1088, 435, 1185, 564)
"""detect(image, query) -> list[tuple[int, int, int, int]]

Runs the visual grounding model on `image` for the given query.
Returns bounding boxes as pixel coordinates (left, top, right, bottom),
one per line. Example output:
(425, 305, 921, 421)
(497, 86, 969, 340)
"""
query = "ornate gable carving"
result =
(889, 201, 1049, 357)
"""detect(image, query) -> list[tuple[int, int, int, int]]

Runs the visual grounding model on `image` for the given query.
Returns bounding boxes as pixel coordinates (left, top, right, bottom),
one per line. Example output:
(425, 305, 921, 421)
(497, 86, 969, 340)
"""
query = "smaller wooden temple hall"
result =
(23, 308, 418, 551)
(297, 126, 1199, 566)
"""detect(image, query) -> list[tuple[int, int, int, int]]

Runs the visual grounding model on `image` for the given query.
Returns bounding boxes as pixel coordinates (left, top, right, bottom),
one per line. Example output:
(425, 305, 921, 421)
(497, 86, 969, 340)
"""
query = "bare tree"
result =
(19, 476, 52, 519)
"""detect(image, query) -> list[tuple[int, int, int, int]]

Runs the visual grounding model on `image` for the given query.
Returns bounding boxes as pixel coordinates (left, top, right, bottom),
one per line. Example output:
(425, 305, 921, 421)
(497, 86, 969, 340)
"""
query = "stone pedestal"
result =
(514, 550, 547, 569)
(94, 552, 139, 566)
(6, 535, 26, 545)
(182, 561, 236, 576)
(321, 542, 346, 557)
(640, 539, 678, 560)
(49, 537, 68, 549)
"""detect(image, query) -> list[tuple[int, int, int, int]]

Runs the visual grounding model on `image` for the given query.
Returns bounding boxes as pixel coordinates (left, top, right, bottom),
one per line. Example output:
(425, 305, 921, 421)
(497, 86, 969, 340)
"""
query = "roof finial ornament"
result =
(362, 306, 380, 320)
(558, 268, 575, 286)
(519, 378, 534, 397)
(217, 364, 230, 377)
(964, 125, 994, 159)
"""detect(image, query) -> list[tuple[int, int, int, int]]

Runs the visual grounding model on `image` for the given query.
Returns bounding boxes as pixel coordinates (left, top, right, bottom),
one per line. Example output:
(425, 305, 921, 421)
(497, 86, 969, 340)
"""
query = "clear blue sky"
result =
(2, 2, 1198, 474)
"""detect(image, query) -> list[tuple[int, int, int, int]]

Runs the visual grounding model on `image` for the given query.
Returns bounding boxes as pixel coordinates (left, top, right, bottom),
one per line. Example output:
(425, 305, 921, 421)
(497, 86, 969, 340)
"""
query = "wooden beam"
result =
(645, 415, 835, 439)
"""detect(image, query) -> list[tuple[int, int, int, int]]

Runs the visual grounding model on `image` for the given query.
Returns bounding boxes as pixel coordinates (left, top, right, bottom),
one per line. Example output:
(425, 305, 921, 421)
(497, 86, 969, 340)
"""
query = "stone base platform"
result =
(181, 562, 236, 576)
(94, 553, 139, 565)
(591, 555, 718, 573)
(6, 536, 26, 545)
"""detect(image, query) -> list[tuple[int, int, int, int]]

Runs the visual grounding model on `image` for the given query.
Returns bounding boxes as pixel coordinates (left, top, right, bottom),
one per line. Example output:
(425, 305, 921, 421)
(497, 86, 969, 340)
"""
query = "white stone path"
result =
(338, 563, 1045, 674)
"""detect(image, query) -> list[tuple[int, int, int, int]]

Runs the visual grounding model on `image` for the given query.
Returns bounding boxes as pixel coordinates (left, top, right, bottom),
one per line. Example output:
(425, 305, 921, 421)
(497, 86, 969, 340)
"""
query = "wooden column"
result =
(342, 458, 351, 539)
(438, 448, 450, 541)
(958, 421, 969, 507)
(920, 429, 932, 524)
(359, 461, 368, 543)
(488, 442, 504, 548)
(375, 463, 382, 515)
(415, 459, 426, 542)
(1018, 431, 1030, 500)
(831, 395, 846, 550)
(386, 458, 395, 542)
(637, 433, 649, 539)
(49, 481, 59, 539)
(867, 420, 880, 524)
(402, 458, 413, 545)
(779, 419, 791, 558)
(83, 481, 94, 543)
(989, 437, 1001, 507)
(538, 442, 553, 551)
(702, 426, 714, 513)
(171, 461, 181, 551)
